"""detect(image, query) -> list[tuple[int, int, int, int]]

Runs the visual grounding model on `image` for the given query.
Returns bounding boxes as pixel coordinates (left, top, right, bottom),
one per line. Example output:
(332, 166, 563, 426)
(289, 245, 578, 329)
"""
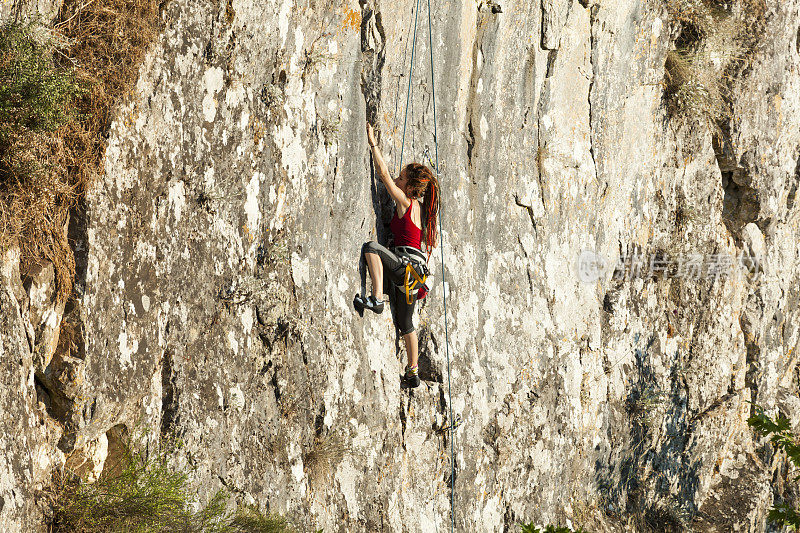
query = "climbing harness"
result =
(402, 260, 427, 304)
(393, 245, 431, 304)
(393, 0, 457, 530)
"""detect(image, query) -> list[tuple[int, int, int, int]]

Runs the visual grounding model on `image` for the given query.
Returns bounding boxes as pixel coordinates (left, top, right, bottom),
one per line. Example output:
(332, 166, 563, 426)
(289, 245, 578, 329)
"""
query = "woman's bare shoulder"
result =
(411, 199, 422, 227)
(394, 195, 411, 217)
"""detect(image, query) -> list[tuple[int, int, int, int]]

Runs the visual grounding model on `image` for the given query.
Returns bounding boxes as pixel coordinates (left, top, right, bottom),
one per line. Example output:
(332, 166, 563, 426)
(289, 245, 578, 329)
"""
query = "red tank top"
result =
(390, 201, 422, 249)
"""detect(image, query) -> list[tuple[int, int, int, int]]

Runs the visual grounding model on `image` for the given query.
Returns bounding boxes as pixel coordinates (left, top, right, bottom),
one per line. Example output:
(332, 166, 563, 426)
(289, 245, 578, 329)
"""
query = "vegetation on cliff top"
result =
(0, 0, 163, 302)
(0, 19, 82, 301)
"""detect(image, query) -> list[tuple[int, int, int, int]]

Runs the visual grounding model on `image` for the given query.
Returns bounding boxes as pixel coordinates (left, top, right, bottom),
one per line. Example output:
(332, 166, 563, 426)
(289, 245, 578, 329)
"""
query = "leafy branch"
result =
(747, 404, 800, 530)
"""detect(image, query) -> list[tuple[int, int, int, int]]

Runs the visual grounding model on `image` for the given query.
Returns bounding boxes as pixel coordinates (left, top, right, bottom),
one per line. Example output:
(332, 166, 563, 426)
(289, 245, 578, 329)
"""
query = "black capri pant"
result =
(362, 241, 418, 335)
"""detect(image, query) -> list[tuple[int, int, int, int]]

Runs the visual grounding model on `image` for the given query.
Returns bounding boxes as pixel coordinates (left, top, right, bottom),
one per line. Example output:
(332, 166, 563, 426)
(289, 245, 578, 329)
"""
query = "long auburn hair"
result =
(402, 162, 439, 257)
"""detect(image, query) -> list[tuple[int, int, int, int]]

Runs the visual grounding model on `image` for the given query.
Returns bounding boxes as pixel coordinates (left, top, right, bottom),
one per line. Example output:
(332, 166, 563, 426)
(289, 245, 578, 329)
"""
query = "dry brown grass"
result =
(55, 0, 164, 183)
(664, 0, 768, 129)
(0, 21, 79, 302)
(0, 0, 163, 302)
(55, 307, 84, 358)
(0, 131, 76, 302)
(303, 433, 351, 478)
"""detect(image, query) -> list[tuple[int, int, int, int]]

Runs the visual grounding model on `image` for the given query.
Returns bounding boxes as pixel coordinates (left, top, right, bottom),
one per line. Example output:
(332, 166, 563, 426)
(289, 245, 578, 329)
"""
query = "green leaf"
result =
(767, 503, 800, 529)
(747, 404, 800, 529)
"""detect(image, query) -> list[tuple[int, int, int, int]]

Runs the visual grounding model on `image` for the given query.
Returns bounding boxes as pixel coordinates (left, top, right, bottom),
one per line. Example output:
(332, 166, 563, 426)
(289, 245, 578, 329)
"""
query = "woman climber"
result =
(354, 122, 440, 389)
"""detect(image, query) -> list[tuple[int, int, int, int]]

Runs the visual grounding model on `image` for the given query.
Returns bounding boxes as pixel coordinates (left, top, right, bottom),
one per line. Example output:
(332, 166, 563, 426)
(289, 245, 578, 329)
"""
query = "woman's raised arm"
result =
(367, 123, 409, 209)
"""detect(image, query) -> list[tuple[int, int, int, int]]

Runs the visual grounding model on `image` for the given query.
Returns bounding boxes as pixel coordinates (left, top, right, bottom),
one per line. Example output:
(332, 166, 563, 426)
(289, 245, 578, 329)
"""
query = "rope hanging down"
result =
(391, 0, 416, 173)
(394, 1, 456, 531)
(397, 0, 421, 176)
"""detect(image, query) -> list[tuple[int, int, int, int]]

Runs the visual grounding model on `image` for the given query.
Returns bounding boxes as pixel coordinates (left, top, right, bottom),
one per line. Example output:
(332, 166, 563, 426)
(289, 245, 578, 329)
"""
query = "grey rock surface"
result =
(1, 0, 800, 531)
(0, 248, 64, 533)
(0, 0, 63, 24)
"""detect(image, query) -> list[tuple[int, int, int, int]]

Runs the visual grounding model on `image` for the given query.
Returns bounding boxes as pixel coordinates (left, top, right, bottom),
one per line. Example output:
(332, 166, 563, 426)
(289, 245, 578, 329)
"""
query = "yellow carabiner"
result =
(404, 263, 427, 305)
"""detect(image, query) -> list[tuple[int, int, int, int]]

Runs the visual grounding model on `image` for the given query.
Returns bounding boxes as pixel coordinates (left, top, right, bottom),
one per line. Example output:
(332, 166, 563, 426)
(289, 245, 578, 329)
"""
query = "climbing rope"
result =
(395, 1, 456, 531)
(397, 0, 422, 176)
(391, 0, 417, 171)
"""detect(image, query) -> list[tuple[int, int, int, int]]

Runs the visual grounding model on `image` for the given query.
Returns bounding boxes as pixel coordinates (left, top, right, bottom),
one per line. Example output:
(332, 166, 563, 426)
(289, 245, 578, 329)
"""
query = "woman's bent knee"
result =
(399, 326, 415, 336)
(362, 241, 381, 256)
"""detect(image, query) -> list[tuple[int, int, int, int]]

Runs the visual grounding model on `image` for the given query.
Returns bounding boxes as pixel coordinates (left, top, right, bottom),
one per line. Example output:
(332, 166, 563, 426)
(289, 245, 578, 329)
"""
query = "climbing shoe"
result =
(353, 294, 384, 316)
(365, 295, 384, 314)
(353, 294, 366, 317)
(401, 365, 420, 389)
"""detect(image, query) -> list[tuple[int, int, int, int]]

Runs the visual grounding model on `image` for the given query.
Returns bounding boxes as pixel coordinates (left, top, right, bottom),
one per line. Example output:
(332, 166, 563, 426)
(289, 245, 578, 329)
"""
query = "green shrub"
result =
(747, 405, 800, 530)
(50, 442, 294, 533)
(0, 21, 82, 142)
(0, 20, 83, 301)
(227, 506, 292, 533)
(0, 0, 165, 302)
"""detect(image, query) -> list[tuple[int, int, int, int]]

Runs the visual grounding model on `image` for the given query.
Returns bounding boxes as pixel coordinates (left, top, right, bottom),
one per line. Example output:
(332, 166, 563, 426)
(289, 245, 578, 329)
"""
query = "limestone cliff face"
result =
(0, 0, 62, 24)
(2, 0, 800, 531)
